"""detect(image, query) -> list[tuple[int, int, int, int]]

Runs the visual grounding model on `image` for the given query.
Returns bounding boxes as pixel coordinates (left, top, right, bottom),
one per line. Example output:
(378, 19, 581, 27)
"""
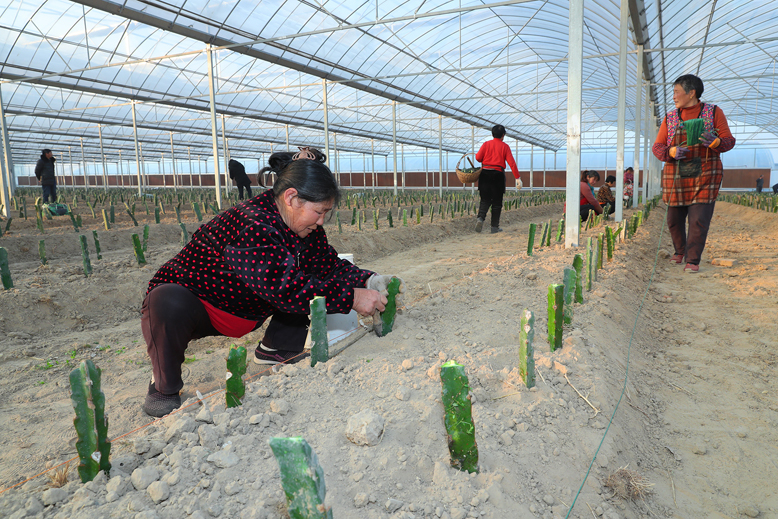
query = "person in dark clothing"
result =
(141, 147, 403, 417)
(34, 149, 57, 203)
(756, 175, 764, 193)
(228, 158, 254, 200)
(474, 124, 521, 233)
(773, 183, 778, 194)
(597, 175, 617, 215)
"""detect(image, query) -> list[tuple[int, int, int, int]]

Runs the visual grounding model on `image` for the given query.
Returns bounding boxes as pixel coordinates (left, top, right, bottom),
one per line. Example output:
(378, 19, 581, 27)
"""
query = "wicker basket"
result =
(456, 154, 481, 183)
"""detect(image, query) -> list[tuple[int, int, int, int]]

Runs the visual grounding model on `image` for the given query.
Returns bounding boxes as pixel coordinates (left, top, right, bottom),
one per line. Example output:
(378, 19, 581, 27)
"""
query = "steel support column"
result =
(98, 124, 107, 190)
(131, 101, 142, 195)
(206, 44, 222, 209)
(322, 79, 330, 168)
(221, 114, 230, 193)
(615, 0, 629, 222)
(392, 101, 398, 195)
(438, 115, 443, 197)
(530, 144, 534, 192)
(642, 93, 650, 202)
(80, 137, 88, 192)
(170, 132, 178, 192)
(371, 139, 375, 190)
(565, 0, 584, 248)
(632, 44, 643, 209)
(0, 86, 14, 214)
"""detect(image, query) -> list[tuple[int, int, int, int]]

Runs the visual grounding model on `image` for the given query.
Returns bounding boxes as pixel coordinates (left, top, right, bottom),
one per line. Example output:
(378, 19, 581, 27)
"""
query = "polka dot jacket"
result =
(147, 190, 374, 320)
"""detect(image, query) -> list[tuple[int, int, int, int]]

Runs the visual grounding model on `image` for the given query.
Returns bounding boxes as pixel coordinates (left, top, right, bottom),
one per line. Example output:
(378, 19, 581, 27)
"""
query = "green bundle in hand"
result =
(683, 118, 705, 146)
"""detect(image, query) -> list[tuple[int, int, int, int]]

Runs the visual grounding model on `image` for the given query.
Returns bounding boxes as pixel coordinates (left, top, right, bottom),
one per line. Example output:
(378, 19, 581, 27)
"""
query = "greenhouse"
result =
(1, 2, 777, 519)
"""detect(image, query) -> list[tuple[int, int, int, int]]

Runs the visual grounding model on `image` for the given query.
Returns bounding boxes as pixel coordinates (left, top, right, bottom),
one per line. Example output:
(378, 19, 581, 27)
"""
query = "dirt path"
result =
(0, 195, 775, 519)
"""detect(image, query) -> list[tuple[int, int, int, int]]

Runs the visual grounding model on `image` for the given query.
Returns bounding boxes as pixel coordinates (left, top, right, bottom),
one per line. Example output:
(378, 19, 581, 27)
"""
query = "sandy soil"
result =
(0, 189, 776, 519)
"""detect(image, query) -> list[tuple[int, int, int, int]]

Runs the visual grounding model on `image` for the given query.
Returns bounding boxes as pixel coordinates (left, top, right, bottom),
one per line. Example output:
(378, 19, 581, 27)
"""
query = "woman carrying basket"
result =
(474, 125, 521, 234)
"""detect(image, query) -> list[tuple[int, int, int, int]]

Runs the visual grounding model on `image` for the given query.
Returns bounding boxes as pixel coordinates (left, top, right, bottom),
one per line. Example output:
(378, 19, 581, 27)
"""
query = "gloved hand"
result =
(515, 178, 523, 191)
(699, 131, 720, 149)
(669, 146, 689, 160)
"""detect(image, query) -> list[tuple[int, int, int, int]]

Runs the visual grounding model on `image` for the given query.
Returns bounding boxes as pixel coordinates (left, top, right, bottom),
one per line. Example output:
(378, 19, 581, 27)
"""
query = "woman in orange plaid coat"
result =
(652, 74, 735, 273)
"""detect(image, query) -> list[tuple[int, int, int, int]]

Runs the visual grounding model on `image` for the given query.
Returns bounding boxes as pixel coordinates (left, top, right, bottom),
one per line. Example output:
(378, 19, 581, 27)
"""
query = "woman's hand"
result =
(670, 146, 689, 160)
(353, 288, 387, 315)
(700, 131, 720, 149)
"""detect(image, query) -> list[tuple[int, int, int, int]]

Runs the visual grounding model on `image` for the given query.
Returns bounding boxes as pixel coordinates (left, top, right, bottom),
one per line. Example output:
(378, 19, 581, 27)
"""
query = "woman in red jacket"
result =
(141, 148, 402, 416)
(652, 74, 735, 273)
(579, 170, 603, 221)
(474, 124, 521, 233)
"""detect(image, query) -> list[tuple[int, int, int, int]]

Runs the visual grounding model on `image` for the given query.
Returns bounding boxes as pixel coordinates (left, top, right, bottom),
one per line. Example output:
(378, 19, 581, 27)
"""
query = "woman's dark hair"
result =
(492, 124, 506, 139)
(581, 170, 600, 182)
(606, 175, 617, 184)
(260, 148, 340, 205)
(674, 74, 704, 99)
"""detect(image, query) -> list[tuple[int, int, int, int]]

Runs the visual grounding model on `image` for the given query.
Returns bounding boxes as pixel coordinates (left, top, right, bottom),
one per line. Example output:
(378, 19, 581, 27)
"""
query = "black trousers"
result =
(141, 283, 308, 394)
(237, 183, 252, 200)
(477, 169, 506, 228)
(42, 184, 57, 203)
(666, 202, 716, 266)
(580, 204, 603, 221)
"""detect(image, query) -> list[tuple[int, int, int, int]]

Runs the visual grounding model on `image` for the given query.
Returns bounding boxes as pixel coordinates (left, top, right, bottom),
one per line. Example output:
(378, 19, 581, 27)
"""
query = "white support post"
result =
(543, 148, 546, 189)
(161, 152, 166, 188)
(529, 144, 534, 193)
(471, 126, 476, 192)
(221, 114, 230, 194)
(643, 93, 650, 202)
(285, 124, 290, 151)
(0, 86, 13, 216)
(170, 132, 178, 193)
(438, 115, 443, 198)
(68, 146, 74, 188)
(80, 137, 88, 193)
(98, 124, 108, 191)
(333, 133, 339, 186)
(401, 143, 405, 192)
(615, 0, 629, 222)
(206, 44, 223, 209)
(392, 101, 398, 196)
(565, 0, 584, 249)
(131, 101, 142, 195)
(371, 139, 376, 191)
(322, 80, 330, 169)
(633, 44, 643, 209)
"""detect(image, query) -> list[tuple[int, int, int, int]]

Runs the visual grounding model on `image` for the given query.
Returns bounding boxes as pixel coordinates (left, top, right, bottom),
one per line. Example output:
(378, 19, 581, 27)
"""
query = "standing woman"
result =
(652, 75, 735, 273)
(141, 147, 402, 416)
(474, 124, 521, 234)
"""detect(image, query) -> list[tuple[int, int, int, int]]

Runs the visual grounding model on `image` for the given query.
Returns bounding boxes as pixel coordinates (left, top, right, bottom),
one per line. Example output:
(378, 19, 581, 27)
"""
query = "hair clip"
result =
(292, 147, 316, 161)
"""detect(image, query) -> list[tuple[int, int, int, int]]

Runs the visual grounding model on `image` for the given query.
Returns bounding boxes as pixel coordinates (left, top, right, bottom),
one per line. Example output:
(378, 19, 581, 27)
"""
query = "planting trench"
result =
(0, 194, 776, 519)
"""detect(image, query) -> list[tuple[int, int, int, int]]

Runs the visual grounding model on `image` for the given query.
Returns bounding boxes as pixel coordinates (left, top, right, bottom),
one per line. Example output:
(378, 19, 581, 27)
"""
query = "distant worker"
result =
(773, 182, 778, 194)
(597, 175, 617, 214)
(624, 166, 634, 185)
(756, 175, 764, 193)
(228, 158, 253, 200)
(474, 124, 521, 234)
(652, 74, 735, 273)
(34, 149, 57, 203)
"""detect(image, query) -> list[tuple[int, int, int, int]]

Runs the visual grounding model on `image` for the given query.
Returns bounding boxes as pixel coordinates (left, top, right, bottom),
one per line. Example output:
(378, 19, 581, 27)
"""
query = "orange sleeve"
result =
(654, 117, 668, 146)
(713, 107, 733, 140)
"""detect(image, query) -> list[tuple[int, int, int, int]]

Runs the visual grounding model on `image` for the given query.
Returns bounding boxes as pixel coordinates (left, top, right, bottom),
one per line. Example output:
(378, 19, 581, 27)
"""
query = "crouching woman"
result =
(141, 147, 400, 416)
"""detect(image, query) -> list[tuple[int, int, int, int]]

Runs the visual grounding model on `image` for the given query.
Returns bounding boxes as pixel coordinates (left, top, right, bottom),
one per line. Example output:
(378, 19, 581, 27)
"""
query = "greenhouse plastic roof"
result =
(2, 0, 778, 166)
